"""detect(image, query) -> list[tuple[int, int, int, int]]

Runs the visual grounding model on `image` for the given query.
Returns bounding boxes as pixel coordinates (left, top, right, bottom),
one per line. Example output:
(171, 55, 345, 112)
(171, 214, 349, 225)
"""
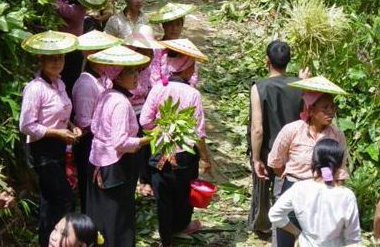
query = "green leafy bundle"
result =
(144, 96, 200, 169)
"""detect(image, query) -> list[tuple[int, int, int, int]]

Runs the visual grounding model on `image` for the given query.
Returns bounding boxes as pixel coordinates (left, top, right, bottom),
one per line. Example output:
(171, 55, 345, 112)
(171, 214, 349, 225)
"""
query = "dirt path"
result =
(138, 1, 271, 246)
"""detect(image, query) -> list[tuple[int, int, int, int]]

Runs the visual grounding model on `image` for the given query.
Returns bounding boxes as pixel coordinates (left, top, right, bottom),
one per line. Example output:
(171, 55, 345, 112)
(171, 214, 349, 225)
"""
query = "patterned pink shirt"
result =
(56, 0, 86, 36)
(150, 49, 199, 87)
(72, 72, 112, 128)
(89, 89, 140, 167)
(139, 78, 206, 138)
(268, 120, 349, 180)
(20, 74, 72, 143)
(128, 66, 152, 114)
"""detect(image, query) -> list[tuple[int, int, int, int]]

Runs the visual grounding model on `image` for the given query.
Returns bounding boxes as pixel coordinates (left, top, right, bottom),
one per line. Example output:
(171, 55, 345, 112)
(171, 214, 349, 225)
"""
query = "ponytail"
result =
(311, 138, 345, 184)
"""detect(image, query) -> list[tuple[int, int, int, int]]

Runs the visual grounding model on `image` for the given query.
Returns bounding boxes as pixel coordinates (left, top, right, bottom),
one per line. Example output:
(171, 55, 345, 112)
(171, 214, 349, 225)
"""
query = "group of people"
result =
(247, 41, 362, 246)
(19, 1, 210, 247)
(12, 0, 378, 247)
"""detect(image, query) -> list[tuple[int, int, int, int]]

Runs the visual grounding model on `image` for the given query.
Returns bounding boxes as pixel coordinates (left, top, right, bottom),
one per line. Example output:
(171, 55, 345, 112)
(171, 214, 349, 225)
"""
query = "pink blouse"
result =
(56, 0, 86, 36)
(89, 89, 140, 167)
(268, 120, 349, 180)
(150, 49, 199, 87)
(128, 66, 152, 114)
(19, 74, 72, 143)
(139, 79, 206, 138)
(72, 73, 112, 129)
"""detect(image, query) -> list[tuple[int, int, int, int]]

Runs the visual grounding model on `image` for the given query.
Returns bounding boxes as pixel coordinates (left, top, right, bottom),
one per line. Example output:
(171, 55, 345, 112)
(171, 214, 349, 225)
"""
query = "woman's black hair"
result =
(62, 213, 98, 247)
(311, 138, 345, 181)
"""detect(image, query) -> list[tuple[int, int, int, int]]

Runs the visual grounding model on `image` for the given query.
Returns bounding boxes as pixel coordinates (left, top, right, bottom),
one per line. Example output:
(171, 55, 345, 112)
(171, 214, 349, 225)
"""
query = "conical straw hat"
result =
(78, 30, 122, 50)
(288, 76, 348, 95)
(21, 30, 77, 54)
(160, 38, 208, 62)
(123, 24, 165, 49)
(78, 0, 107, 10)
(88, 45, 150, 66)
(149, 3, 196, 24)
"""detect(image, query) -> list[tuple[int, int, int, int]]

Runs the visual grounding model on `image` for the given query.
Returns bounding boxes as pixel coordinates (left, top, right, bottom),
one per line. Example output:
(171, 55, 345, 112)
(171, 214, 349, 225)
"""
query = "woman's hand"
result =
(199, 158, 212, 174)
(0, 188, 15, 208)
(68, 122, 82, 139)
(46, 129, 76, 144)
(72, 126, 82, 138)
(139, 136, 151, 147)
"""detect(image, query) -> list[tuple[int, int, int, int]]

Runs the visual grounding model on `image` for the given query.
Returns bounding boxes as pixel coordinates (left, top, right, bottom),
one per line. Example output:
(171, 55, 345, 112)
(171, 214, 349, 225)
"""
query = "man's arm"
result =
(250, 85, 269, 180)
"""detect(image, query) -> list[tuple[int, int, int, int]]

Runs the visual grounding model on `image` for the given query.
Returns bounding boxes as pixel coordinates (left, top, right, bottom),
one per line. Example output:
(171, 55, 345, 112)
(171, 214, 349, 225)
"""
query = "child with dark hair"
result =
(49, 213, 101, 247)
(268, 139, 361, 247)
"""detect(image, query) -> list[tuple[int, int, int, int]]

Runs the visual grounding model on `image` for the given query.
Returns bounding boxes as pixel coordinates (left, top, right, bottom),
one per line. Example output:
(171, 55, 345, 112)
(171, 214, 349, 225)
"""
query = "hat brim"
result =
(160, 41, 208, 62)
(149, 5, 196, 24)
(88, 55, 150, 66)
(123, 37, 165, 49)
(21, 31, 78, 55)
(77, 39, 122, 50)
(77, 0, 107, 10)
(288, 77, 349, 95)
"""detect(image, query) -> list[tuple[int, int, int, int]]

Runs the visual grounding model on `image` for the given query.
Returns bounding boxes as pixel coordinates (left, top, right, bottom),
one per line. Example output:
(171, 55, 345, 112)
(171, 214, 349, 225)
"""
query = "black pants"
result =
(275, 178, 301, 247)
(33, 158, 75, 247)
(61, 50, 83, 99)
(86, 154, 139, 247)
(73, 132, 93, 213)
(151, 152, 199, 246)
(27, 138, 75, 247)
(248, 158, 275, 232)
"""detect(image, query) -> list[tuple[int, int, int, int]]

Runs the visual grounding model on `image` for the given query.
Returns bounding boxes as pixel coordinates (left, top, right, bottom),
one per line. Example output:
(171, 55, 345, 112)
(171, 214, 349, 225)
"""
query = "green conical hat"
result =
(160, 38, 208, 62)
(88, 45, 150, 66)
(149, 3, 196, 24)
(77, 30, 122, 50)
(288, 76, 348, 95)
(78, 0, 107, 10)
(21, 30, 78, 54)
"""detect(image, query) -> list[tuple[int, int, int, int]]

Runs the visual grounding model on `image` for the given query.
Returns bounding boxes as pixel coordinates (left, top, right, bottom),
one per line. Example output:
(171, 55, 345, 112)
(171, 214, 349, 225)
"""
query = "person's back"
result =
(255, 75, 303, 157)
(275, 180, 359, 247)
(269, 138, 361, 247)
(248, 40, 307, 235)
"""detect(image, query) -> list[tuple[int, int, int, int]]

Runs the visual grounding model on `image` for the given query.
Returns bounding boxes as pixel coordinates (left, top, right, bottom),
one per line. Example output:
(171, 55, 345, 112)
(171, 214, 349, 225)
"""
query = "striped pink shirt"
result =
(128, 66, 152, 114)
(89, 89, 140, 167)
(139, 78, 206, 139)
(268, 120, 349, 180)
(150, 49, 199, 87)
(20, 74, 72, 143)
(72, 73, 112, 128)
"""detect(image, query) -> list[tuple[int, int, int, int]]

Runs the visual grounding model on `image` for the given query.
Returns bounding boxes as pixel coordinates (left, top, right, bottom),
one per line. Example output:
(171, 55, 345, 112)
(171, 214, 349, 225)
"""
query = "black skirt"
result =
(86, 153, 139, 247)
(27, 137, 74, 247)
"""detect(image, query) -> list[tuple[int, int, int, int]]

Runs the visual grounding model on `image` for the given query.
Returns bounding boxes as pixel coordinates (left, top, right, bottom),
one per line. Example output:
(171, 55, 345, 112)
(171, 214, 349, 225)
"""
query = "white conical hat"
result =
(288, 76, 348, 95)
(87, 45, 150, 66)
(77, 30, 122, 50)
(21, 30, 77, 54)
(149, 3, 196, 24)
(123, 25, 164, 49)
(160, 38, 208, 62)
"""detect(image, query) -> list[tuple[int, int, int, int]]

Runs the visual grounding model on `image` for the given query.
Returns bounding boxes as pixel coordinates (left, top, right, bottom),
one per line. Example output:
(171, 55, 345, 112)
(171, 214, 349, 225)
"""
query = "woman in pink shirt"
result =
(140, 55, 211, 247)
(268, 91, 349, 247)
(149, 3, 199, 87)
(124, 24, 165, 196)
(85, 46, 150, 247)
(20, 52, 83, 246)
(56, 0, 87, 98)
(71, 30, 120, 213)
